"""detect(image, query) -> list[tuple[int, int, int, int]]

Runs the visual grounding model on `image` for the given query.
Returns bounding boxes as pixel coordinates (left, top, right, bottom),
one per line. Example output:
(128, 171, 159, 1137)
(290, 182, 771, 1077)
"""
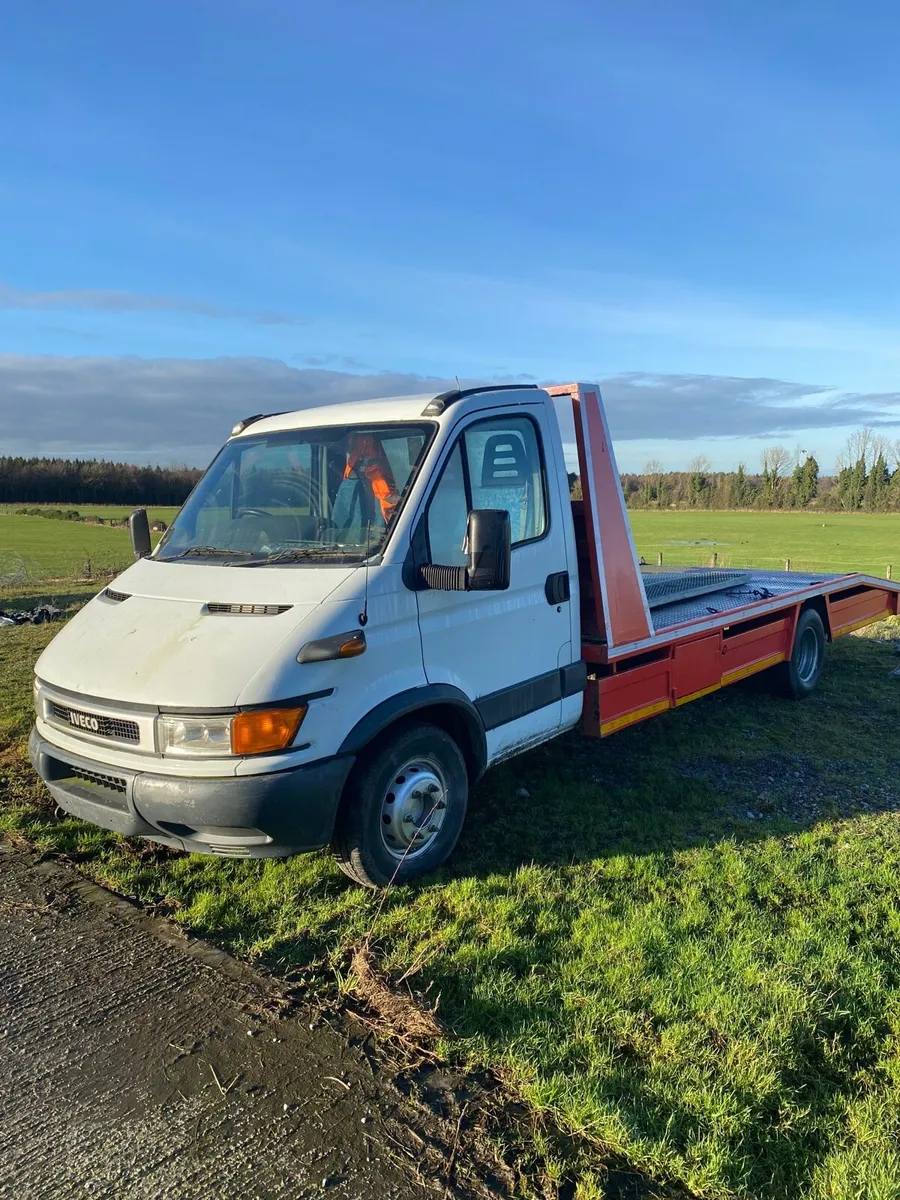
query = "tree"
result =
(0, 457, 201, 506)
(727, 462, 752, 508)
(834, 428, 887, 511)
(790, 455, 819, 508)
(688, 455, 712, 508)
(760, 446, 791, 507)
(864, 453, 890, 510)
(642, 459, 664, 507)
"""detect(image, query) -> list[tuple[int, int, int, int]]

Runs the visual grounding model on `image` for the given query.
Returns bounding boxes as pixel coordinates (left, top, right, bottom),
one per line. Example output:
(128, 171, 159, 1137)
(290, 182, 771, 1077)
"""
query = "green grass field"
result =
(3, 509, 900, 1198)
(0, 507, 178, 585)
(1, 507, 897, 588)
(629, 511, 900, 577)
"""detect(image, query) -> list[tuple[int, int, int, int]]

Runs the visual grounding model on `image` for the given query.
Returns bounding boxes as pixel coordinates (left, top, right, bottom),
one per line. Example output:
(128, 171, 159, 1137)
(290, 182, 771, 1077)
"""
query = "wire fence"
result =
(0, 549, 133, 590)
(639, 549, 895, 579)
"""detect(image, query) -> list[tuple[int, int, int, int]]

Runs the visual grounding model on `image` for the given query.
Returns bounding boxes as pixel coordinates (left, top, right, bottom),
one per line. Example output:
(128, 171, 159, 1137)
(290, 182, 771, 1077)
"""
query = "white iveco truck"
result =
(29, 384, 899, 886)
(31, 385, 587, 886)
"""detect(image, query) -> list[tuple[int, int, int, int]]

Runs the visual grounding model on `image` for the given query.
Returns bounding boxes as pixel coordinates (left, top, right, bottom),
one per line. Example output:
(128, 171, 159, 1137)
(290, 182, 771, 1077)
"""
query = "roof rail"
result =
(421, 383, 539, 416)
(230, 411, 288, 437)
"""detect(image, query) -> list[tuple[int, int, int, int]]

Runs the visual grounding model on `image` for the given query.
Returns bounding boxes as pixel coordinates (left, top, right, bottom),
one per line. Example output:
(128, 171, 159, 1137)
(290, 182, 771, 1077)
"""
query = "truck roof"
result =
(232, 386, 543, 439)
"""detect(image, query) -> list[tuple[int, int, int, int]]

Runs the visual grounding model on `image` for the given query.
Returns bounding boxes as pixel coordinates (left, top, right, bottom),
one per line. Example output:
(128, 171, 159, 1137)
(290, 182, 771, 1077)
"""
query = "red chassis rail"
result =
(547, 382, 900, 740)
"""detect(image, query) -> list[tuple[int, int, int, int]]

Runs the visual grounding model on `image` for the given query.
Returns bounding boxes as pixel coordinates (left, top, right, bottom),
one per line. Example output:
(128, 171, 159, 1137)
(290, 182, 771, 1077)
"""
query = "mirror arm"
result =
(419, 564, 469, 591)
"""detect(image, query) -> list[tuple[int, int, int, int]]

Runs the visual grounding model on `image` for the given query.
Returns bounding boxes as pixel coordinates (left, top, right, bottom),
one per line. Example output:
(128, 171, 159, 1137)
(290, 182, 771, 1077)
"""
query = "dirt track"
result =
(0, 847, 502, 1199)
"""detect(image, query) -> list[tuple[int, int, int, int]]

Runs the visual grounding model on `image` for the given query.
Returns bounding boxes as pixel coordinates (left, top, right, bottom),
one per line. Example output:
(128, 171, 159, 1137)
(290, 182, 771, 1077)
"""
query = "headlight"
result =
(156, 705, 306, 758)
(33, 676, 41, 719)
(157, 715, 233, 758)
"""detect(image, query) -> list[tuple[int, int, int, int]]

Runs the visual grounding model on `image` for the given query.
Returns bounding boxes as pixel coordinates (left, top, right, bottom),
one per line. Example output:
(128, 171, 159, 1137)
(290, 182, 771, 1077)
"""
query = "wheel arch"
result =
(338, 685, 488, 783)
(800, 595, 832, 642)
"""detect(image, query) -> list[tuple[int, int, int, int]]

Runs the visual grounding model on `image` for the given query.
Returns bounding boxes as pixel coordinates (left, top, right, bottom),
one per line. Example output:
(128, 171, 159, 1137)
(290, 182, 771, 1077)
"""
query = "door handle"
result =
(545, 571, 570, 605)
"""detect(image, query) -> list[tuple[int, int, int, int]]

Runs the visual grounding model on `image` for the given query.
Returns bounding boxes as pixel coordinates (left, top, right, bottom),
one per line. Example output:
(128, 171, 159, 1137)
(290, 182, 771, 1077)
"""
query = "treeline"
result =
(570, 429, 900, 512)
(0, 457, 202, 506)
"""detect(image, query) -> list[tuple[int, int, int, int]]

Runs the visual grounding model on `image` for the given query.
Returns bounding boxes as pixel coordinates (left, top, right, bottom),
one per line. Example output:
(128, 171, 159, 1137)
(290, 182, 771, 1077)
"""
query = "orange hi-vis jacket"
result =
(344, 435, 400, 523)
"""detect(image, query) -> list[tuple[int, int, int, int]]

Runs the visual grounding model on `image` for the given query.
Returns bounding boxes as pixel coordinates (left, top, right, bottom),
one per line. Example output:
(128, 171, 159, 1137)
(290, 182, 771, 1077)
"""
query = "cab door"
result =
(414, 407, 574, 762)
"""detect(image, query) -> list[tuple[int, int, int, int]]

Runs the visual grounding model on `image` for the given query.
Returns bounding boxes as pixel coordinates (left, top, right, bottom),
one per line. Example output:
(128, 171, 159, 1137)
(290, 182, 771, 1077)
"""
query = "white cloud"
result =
(0, 284, 304, 327)
(1, 354, 898, 469)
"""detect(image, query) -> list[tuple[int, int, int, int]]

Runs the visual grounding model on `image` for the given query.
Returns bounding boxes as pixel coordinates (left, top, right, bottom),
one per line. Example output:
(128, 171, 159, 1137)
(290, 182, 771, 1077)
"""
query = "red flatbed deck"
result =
(549, 382, 900, 739)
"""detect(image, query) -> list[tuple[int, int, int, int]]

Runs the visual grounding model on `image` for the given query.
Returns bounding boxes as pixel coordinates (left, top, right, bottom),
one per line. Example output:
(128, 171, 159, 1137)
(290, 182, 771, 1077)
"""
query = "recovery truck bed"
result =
(547, 383, 900, 740)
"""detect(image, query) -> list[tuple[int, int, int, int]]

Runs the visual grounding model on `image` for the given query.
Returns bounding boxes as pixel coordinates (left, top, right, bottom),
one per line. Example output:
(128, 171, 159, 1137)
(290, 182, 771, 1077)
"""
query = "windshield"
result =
(156, 422, 434, 564)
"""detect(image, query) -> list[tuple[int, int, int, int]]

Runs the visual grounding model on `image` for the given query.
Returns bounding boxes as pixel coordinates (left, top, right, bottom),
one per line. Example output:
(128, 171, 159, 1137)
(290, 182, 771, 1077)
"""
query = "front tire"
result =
(332, 723, 469, 888)
(776, 607, 826, 698)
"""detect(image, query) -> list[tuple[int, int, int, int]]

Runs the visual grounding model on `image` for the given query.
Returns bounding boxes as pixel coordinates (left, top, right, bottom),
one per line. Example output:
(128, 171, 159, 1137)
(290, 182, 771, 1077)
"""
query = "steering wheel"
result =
(237, 506, 279, 518)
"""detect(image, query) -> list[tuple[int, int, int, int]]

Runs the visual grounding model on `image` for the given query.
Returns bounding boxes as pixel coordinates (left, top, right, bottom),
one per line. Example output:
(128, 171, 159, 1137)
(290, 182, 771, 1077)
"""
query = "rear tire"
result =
(332, 722, 469, 889)
(776, 607, 826, 698)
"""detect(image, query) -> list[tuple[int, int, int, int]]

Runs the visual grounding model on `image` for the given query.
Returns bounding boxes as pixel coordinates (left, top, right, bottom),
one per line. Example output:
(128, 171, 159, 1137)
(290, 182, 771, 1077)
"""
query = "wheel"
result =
(332, 723, 469, 888)
(776, 608, 826, 699)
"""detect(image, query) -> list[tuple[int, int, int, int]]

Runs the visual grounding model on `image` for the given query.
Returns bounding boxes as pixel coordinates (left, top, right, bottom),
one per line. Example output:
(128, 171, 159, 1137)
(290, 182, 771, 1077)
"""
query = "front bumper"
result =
(28, 727, 355, 858)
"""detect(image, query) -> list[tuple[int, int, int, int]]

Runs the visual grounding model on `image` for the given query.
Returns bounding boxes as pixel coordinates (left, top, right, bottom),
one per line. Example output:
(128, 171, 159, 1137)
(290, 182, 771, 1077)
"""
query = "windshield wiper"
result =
(163, 547, 255, 561)
(234, 546, 373, 568)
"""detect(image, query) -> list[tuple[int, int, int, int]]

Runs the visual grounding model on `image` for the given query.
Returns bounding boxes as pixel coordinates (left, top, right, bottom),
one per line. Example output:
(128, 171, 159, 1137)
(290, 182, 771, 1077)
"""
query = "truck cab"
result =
(30, 385, 587, 886)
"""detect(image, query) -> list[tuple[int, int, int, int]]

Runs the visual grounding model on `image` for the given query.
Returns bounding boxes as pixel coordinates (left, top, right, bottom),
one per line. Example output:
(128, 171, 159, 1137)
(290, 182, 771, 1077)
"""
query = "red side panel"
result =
(721, 616, 793, 679)
(582, 609, 798, 737)
(672, 634, 721, 702)
(828, 586, 897, 636)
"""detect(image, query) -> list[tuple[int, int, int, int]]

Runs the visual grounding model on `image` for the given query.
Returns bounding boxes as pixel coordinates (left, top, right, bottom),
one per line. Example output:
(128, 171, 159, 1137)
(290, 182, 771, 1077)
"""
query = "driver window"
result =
(425, 416, 548, 565)
(426, 443, 468, 566)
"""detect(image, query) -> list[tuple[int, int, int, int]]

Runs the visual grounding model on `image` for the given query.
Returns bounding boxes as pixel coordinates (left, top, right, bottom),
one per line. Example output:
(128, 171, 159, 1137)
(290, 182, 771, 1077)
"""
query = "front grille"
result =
(69, 766, 127, 795)
(49, 701, 140, 743)
(206, 603, 292, 616)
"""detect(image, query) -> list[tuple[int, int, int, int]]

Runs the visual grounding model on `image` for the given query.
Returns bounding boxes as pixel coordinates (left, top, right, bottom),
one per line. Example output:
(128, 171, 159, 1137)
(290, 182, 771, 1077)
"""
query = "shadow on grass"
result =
(0, 588, 98, 614)
(446, 632, 900, 879)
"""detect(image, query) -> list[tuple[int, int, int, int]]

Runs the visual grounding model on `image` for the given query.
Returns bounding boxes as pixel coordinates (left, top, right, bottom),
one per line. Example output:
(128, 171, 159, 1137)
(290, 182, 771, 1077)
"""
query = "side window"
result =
(465, 417, 547, 544)
(425, 416, 549, 564)
(426, 442, 468, 566)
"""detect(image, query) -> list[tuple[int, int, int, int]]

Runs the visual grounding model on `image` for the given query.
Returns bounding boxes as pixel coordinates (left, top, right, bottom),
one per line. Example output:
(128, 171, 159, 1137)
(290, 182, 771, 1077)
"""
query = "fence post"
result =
(784, 557, 791, 572)
(888, 564, 893, 580)
(657, 552, 663, 567)
(710, 552, 718, 568)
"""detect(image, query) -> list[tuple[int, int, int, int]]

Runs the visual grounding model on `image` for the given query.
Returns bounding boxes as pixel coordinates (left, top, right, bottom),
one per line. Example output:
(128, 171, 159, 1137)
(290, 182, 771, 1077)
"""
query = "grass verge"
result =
(2, 599, 900, 1199)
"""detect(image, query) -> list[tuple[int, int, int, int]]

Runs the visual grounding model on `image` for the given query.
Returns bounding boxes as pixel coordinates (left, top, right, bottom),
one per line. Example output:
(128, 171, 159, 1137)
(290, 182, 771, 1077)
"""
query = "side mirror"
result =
(465, 509, 511, 591)
(419, 509, 511, 591)
(129, 508, 152, 559)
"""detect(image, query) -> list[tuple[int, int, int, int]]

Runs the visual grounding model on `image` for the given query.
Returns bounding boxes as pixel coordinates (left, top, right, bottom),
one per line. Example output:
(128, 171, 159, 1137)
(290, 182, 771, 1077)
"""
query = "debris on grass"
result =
(350, 943, 442, 1046)
(0, 604, 63, 627)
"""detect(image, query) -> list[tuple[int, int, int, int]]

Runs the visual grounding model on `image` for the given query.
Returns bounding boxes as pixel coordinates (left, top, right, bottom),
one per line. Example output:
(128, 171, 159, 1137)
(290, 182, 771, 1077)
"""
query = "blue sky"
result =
(2, 0, 899, 470)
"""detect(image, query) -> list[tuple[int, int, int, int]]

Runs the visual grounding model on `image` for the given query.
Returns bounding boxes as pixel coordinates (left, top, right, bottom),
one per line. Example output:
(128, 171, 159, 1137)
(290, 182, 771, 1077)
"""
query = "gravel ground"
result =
(0, 847, 511, 1200)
